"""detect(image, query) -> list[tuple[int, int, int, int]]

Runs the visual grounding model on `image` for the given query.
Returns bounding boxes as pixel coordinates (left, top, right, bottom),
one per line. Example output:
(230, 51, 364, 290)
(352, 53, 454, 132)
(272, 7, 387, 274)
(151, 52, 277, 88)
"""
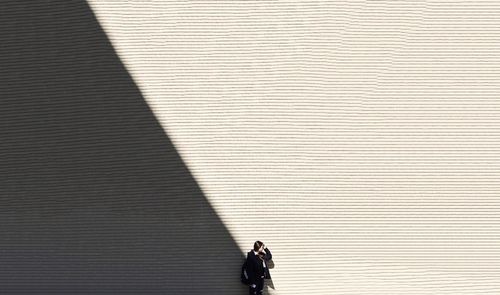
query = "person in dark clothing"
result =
(246, 241, 272, 295)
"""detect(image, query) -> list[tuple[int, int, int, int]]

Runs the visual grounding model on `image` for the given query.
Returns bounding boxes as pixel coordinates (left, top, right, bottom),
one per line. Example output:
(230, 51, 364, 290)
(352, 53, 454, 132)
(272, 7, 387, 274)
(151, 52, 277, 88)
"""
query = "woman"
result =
(246, 240, 272, 295)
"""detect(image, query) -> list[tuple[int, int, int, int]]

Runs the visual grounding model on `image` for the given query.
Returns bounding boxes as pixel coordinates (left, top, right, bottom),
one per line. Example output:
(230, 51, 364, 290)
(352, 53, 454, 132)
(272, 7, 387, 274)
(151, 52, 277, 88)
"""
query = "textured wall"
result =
(1, 2, 243, 294)
(26, 1, 500, 294)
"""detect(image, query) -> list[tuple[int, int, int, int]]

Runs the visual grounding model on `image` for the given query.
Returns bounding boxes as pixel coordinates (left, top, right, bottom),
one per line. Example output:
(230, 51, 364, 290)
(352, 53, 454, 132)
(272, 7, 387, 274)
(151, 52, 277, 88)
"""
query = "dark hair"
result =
(253, 240, 264, 252)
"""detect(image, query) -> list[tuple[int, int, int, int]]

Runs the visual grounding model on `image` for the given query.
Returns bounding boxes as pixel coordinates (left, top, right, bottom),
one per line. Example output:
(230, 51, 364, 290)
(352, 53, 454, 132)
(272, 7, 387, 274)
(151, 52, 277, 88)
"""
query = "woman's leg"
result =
(249, 284, 257, 295)
(248, 278, 265, 295)
(256, 278, 265, 295)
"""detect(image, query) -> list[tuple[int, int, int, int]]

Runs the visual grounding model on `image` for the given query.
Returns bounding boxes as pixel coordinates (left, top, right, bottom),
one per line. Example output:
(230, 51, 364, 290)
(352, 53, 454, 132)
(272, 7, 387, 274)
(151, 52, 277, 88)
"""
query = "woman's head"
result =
(254, 240, 264, 252)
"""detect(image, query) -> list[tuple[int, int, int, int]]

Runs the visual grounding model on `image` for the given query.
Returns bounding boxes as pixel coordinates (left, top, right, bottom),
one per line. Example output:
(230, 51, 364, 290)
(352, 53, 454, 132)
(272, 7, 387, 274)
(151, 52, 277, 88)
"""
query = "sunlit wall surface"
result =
(8, 1, 500, 294)
(87, 1, 500, 294)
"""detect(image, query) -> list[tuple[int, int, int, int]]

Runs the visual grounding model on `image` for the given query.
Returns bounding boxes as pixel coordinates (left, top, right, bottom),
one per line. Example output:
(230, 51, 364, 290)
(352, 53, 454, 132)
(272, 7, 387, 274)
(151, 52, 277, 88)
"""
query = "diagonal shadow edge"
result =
(0, 1, 245, 293)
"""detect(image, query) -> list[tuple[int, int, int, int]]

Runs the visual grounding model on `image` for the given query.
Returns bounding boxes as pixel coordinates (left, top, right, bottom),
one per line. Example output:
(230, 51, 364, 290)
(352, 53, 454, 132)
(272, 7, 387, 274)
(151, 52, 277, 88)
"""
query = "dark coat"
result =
(245, 248, 272, 284)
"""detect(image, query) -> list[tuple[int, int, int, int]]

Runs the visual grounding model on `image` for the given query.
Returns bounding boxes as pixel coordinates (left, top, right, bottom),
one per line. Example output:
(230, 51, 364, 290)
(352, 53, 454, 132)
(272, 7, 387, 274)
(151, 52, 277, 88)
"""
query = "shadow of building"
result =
(0, 1, 244, 293)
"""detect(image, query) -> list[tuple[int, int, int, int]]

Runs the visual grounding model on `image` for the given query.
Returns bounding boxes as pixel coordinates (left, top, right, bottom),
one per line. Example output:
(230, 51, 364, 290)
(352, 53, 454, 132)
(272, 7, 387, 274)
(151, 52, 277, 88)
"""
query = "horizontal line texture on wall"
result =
(87, 1, 500, 294)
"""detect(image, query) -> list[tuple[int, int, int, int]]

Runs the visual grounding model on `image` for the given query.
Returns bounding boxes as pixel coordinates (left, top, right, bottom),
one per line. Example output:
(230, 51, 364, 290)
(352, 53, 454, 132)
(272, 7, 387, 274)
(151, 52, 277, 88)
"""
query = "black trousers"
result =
(248, 277, 264, 295)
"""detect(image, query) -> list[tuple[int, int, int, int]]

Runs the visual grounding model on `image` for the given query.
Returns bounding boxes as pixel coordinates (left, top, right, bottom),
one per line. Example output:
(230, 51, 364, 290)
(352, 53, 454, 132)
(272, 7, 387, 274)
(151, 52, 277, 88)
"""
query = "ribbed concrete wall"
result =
(87, 1, 500, 294)
(1, 2, 244, 294)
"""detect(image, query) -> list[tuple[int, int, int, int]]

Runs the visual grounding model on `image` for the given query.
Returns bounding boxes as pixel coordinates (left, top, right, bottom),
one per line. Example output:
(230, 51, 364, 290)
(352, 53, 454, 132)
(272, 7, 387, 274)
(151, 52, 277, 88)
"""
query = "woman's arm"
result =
(263, 247, 272, 261)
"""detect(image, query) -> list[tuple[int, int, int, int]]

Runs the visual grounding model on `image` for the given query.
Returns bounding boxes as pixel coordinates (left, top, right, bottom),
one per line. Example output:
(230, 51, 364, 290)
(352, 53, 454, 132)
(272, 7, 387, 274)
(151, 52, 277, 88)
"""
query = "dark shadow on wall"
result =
(0, 1, 245, 294)
(267, 260, 276, 290)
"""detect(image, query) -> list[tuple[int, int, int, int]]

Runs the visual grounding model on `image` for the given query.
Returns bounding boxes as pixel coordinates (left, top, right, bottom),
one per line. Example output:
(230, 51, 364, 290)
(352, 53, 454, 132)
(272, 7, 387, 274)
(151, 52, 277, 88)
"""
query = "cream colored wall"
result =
(87, 1, 500, 294)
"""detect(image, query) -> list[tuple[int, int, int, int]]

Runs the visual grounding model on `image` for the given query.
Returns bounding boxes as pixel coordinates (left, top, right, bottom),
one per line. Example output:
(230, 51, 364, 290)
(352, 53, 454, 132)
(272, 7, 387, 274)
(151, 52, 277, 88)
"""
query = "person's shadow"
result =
(266, 259, 276, 291)
(0, 1, 244, 294)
